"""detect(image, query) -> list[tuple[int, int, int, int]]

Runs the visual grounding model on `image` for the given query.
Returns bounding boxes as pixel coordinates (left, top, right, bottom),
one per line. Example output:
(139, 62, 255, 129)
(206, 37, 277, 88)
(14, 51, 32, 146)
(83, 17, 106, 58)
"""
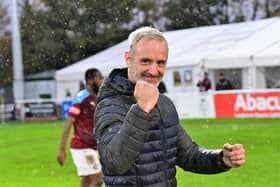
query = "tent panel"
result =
(207, 18, 280, 60)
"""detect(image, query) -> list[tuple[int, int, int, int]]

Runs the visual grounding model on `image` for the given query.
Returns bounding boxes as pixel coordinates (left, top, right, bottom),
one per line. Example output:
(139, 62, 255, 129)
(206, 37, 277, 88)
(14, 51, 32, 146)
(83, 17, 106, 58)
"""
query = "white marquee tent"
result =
(55, 17, 280, 100)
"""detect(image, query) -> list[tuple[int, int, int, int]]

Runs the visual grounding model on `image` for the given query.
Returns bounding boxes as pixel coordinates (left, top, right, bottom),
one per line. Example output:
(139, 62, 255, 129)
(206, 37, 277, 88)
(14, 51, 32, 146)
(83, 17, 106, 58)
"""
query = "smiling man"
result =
(94, 26, 246, 187)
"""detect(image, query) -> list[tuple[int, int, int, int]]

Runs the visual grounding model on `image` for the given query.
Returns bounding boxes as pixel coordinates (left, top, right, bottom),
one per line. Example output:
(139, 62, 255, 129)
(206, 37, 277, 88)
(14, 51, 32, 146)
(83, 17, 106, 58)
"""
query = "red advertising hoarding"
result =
(214, 92, 280, 118)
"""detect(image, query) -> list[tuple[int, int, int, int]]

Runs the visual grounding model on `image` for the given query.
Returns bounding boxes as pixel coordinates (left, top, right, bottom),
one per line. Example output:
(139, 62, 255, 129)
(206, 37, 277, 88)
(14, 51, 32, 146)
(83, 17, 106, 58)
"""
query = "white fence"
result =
(167, 89, 280, 119)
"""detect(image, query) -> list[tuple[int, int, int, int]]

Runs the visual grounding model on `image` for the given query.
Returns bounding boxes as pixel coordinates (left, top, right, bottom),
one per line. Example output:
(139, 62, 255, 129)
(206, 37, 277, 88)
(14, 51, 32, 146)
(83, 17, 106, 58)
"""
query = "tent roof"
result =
(55, 40, 127, 81)
(204, 17, 280, 68)
(56, 17, 280, 80)
(25, 69, 56, 81)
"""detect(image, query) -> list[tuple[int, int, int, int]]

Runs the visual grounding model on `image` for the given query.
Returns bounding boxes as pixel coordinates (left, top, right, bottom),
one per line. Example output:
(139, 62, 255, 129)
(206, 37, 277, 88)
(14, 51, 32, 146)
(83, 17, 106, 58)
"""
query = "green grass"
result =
(0, 121, 79, 187)
(177, 118, 280, 187)
(0, 118, 279, 187)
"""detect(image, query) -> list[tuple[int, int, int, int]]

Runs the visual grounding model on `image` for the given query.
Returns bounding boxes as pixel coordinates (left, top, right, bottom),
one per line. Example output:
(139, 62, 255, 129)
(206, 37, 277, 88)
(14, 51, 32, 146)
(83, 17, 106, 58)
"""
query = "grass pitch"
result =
(0, 118, 279, 187)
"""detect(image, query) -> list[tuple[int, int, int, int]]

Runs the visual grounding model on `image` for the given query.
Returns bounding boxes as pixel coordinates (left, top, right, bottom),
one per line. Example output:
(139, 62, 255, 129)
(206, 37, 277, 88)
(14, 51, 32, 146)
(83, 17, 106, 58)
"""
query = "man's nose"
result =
(149, 63, 159, 76)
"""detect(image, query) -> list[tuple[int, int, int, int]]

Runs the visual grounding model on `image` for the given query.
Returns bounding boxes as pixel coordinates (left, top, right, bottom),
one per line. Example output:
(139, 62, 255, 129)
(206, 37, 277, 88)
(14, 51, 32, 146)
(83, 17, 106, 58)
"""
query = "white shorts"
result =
(70, 148, 102, 176)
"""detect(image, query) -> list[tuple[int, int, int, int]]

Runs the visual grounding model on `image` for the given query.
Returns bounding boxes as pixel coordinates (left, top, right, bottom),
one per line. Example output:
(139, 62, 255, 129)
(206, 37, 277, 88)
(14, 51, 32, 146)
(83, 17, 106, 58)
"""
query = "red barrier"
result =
(214, 92, 280, 118)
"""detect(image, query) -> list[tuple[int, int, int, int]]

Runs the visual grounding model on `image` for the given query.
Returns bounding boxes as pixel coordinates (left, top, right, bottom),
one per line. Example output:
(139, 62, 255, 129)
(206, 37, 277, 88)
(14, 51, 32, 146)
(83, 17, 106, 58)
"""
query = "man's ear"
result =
(125, 51, 131, 66)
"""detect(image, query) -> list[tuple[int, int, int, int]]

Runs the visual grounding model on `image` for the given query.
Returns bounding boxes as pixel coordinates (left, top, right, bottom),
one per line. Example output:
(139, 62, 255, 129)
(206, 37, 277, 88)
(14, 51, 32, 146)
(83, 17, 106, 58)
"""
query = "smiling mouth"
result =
(143, 76, 158, 81)
(142, 77, 160, 84)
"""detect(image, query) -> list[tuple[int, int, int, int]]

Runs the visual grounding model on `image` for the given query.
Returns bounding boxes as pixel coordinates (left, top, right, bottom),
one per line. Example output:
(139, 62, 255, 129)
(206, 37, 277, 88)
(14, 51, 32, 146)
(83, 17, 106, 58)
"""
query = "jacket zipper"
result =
(134, 163, 140, 186)
(158, 108, 169, 187)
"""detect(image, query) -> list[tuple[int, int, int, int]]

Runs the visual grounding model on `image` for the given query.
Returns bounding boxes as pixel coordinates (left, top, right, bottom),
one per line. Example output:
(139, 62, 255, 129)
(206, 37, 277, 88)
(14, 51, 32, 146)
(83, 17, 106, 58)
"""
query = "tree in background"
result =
(20, 0, 136, 74)
(1, 0, 279, 103)
(0, 3, 9, 34)
(223, 0, 280, 22)
(0, 3, 12, 87)
(161, 0, 280, 30)
(132, 0, 168, 30)
(15, 0, 280, 76)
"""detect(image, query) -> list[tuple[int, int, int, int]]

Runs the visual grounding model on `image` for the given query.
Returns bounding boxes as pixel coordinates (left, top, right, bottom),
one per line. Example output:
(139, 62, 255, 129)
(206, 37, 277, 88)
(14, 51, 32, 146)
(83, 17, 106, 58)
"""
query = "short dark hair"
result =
(85, 68, 101, 83)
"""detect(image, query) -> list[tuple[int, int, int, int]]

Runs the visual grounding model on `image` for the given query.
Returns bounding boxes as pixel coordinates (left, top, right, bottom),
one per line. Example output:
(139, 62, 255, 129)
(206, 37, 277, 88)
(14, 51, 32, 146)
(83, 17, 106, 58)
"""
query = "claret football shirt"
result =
(68, 89, 97, 149)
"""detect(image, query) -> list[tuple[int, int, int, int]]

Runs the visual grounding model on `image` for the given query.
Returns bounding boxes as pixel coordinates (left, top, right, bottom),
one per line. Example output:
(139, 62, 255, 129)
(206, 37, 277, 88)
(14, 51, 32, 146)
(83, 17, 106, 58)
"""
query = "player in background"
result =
(57, 68, 103, 187)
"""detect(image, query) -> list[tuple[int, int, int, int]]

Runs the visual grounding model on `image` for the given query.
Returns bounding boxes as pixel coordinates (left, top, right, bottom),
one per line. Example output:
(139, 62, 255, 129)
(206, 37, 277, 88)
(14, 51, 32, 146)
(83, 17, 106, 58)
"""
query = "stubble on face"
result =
(131, 63, 164, 86)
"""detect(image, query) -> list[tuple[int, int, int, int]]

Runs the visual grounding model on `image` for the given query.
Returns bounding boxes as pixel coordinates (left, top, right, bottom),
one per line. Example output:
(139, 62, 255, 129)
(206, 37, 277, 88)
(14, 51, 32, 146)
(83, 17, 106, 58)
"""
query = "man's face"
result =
(87, 73, 103, 93)
(125, 39, 168, 86)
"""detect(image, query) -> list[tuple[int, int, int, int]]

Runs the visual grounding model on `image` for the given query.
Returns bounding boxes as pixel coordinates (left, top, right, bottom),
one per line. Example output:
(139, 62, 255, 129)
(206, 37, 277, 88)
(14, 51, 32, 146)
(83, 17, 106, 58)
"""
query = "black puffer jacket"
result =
(94, 68, 229, 187)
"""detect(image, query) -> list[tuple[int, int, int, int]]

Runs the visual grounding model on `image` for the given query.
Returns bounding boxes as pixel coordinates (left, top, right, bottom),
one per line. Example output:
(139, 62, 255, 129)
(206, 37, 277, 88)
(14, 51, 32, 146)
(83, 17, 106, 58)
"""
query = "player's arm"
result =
(57, 115, 75, 166)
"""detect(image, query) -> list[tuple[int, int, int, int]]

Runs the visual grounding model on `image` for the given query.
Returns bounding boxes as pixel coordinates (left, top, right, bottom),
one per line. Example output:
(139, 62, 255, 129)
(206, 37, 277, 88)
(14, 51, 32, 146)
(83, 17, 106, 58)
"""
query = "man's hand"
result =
(223, 143, 246, 168)
(134, 80, 159, 113)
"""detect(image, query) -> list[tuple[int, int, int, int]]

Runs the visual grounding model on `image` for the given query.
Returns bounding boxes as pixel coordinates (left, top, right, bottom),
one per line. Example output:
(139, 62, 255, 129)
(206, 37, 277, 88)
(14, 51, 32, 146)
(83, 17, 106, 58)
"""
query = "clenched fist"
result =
(134, 80, 159, 113)
(223, 143, 246, 168)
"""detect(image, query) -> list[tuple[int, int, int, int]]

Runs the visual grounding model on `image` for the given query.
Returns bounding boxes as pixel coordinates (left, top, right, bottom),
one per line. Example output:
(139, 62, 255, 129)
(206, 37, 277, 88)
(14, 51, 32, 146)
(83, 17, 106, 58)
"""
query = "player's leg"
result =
(88, 172, 103, 187)
(80, 175, 90, 187)
(70, 148, 103, 187)
(87, 149, 103, 187)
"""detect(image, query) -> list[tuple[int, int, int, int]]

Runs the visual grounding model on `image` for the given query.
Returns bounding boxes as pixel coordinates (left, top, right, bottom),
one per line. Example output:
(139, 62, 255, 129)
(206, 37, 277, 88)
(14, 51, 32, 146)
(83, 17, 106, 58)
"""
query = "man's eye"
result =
(158, 61, 166, 66)
(142, 59, 150, 64)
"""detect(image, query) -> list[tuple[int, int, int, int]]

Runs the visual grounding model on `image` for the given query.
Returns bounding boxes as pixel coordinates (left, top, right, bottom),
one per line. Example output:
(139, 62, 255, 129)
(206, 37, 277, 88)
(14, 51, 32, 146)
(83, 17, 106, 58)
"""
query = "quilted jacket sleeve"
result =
(176, 124, 230, 173)
(94, 97, 155, 175)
